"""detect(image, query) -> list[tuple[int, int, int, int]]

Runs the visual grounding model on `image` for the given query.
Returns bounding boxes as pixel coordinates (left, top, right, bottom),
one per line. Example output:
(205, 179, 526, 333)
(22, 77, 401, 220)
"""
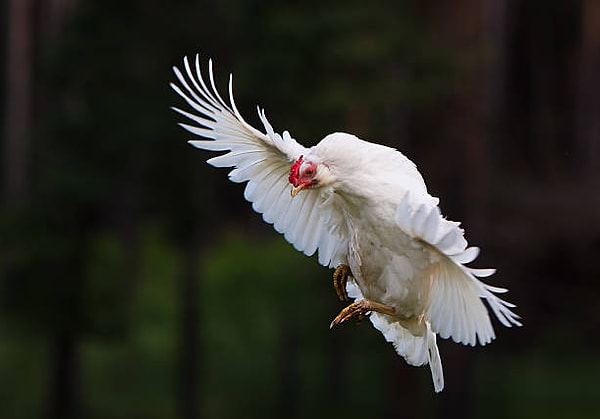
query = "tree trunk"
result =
(178, 243, 201, 419)
(434, 1, 488, 416)
(446, 0, 489, 232)
(3, 0, 33, 206)
(277, 305, 299, 419)
(46, 331, 81, 419)
(45, 221, 90, 419)
(576, 0, 600, 180)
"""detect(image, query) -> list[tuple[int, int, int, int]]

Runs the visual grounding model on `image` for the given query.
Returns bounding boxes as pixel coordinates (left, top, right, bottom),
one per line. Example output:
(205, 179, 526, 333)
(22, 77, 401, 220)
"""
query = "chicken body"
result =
(309, 134, 436, 323)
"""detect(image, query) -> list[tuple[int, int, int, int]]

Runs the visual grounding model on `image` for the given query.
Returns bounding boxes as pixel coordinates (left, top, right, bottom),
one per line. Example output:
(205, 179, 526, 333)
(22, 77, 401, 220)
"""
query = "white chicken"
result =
(171, 55, 521, 393)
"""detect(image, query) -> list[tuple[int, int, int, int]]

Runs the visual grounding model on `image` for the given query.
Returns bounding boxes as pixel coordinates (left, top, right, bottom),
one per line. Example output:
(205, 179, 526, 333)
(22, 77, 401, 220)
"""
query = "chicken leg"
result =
(330, 299, 396, 329)
(332, 264, 352, 301)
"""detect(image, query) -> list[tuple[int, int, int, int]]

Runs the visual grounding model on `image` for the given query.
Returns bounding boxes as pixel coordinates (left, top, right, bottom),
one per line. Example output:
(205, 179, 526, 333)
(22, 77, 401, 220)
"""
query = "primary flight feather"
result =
(171, 54, 522, 393)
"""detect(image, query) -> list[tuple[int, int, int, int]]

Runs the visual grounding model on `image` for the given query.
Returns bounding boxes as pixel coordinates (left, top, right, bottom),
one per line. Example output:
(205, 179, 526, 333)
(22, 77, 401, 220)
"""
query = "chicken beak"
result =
(291, 184, 305, 197)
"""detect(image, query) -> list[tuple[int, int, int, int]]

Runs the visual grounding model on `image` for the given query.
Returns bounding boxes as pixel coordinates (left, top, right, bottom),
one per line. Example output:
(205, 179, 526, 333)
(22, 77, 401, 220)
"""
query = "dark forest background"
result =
(2, 0, 599, 418)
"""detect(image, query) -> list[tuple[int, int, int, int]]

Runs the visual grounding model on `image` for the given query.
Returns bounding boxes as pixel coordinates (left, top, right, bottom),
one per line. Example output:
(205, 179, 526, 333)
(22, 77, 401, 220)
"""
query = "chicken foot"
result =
(332, 264, 352, 302)
(329, 299, 396, 329)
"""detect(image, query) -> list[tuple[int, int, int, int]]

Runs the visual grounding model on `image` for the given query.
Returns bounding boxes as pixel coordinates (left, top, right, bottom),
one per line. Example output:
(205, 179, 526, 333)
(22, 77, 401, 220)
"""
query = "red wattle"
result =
(289, 155, 304, 186)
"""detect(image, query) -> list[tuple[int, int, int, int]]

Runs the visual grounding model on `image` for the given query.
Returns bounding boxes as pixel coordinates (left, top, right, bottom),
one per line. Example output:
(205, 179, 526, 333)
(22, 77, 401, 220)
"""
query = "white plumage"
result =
(171, 55, 522, 393)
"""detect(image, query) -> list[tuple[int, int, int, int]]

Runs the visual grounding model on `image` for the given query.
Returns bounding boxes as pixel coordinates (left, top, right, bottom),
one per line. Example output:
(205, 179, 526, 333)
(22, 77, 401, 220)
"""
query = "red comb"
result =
(289, 155, 304, 185)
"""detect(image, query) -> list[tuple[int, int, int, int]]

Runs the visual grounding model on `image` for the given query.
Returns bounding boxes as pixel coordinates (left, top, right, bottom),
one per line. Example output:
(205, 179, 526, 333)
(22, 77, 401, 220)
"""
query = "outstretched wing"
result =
(395, 192, 522, 346)
(171, 55, 346, 267)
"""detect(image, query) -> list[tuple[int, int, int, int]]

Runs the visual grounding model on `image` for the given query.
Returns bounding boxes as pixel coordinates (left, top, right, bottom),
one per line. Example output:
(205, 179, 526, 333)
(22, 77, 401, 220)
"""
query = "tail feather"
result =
(426, 324, 444, 393)
(370, 313, 444, 392)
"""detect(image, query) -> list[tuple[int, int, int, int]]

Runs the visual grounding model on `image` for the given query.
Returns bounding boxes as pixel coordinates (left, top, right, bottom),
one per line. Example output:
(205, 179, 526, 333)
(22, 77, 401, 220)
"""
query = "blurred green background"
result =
(2, 0, 599, 418)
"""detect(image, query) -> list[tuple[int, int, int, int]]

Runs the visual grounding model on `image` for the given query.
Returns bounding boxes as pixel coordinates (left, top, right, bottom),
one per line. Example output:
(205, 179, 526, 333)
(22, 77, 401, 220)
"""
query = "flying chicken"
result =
(170, 55, 522, 393)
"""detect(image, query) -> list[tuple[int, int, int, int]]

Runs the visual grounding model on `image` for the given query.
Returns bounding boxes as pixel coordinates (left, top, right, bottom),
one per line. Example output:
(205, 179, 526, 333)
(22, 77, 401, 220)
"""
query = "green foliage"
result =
(82, 227, 179, 419)
(1, 0, 598, 418)
(83, 232, 131, 338)
(473, 331, 600, 419)
(231, 1, 454, 143)
(0, 326, 47, 419)
(202, 234, 313, 416)
(199, 232, 390, 419)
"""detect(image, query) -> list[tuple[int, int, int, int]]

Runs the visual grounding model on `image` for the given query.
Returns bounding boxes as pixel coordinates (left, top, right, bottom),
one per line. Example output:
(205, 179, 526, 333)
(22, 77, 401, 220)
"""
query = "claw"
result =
(333, 264, 351, 302)
(329, 299, 395, 329)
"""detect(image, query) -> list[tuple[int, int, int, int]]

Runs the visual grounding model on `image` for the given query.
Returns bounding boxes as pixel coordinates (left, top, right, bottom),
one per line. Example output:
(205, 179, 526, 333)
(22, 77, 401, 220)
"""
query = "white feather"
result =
(171, 54, 345, 264)
(172, 55, 522, 394)
(451, 247, 480, 264)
